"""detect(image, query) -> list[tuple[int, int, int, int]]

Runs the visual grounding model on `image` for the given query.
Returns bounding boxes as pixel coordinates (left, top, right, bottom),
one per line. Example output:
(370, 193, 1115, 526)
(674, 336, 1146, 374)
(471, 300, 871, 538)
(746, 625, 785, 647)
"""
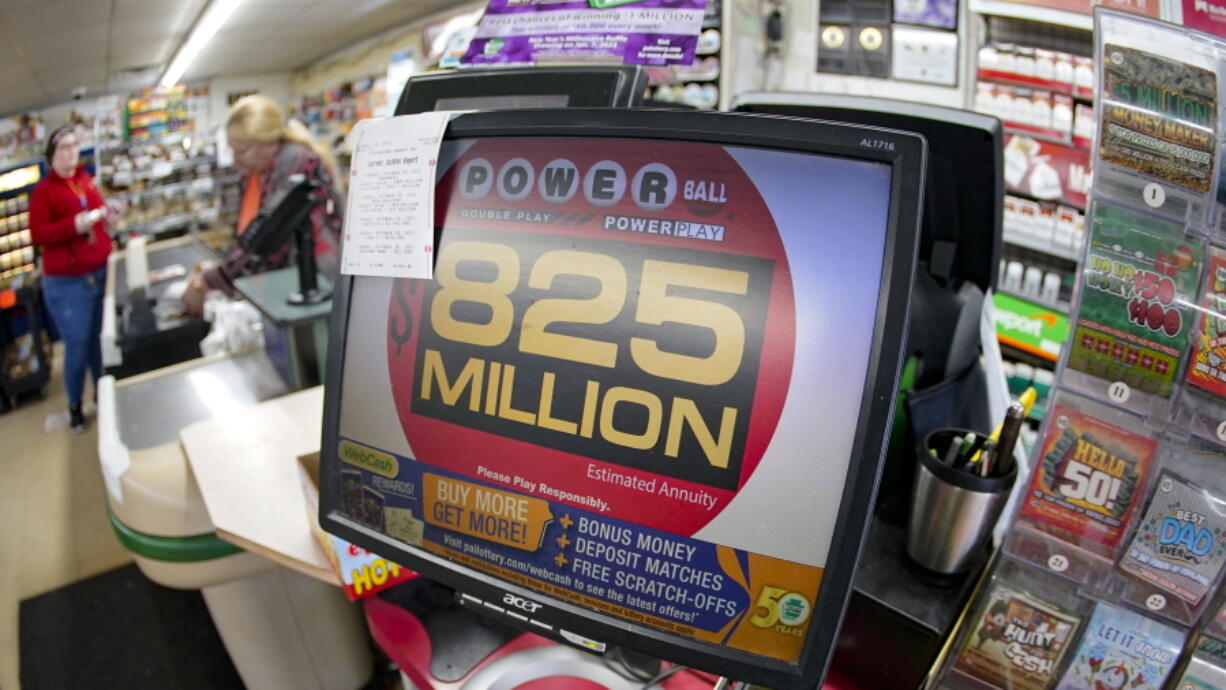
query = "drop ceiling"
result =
(0, 0, 466, 115)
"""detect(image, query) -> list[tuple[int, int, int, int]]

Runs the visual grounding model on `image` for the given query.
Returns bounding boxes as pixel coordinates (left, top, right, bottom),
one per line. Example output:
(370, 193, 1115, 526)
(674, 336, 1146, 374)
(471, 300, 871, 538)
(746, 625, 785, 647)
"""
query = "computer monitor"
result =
(395, 66, 647, 115)
(319, 108, 924, 689)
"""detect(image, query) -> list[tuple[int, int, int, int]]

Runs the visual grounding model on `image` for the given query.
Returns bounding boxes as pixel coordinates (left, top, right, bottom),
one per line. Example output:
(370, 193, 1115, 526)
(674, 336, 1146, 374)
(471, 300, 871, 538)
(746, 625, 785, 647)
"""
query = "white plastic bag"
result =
(199, 293, 264, 356)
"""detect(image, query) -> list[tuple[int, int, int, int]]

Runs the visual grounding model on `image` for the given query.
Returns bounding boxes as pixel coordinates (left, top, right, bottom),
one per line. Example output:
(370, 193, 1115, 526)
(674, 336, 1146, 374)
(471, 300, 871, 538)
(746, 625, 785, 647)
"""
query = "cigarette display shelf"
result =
(1002, 226, 1082, 262)
(976, 69, 1095, 101)
(1005, 183, 1089, 213)
(996, 286, 1071, 315)
(967, 0, 1092, 30)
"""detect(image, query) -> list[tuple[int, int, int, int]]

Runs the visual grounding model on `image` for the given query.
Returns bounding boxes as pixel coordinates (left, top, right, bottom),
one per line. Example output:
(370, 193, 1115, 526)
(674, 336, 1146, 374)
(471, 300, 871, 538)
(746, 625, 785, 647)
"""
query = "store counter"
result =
(176, 386, 974, 690)
(98, 351, 371, 690)
(179, 384, 333, 582)
(101, 234, 212, 379)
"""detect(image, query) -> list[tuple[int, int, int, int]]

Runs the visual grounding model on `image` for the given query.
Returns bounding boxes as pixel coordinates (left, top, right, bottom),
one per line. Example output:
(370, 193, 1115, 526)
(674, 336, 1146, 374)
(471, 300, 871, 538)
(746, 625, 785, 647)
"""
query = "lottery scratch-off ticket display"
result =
(1174, 636, 1226, 689)
(1119, 468, 1226, 608)
(951, 578, 1082, 690)
(943, 12, 1224, 689)
(1187, 247, 1226, 398)
(1055, 602, 1183, 690)
(1064, 202, 1203, 406)
(1094, 10, 1220, 225)
(1018, 393, 1158, 561)
(1112, 438, 1226, 625)
(319, 110, 923, 689)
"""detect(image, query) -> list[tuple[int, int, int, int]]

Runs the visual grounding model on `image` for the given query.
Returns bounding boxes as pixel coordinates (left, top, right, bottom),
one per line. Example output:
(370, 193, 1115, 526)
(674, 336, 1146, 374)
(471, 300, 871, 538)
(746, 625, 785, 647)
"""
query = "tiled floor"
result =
(0, 346, 133, 690)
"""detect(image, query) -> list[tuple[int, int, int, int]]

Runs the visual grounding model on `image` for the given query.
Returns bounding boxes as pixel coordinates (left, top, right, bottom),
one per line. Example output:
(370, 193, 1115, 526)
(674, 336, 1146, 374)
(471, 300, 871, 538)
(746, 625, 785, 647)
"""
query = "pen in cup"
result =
(992, 401, 1025, 477)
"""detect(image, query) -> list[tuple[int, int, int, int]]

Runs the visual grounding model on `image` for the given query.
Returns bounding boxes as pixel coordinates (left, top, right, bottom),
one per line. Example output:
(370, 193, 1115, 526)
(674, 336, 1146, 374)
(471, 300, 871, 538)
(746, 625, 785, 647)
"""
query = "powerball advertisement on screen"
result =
(335, 136, 893, 663)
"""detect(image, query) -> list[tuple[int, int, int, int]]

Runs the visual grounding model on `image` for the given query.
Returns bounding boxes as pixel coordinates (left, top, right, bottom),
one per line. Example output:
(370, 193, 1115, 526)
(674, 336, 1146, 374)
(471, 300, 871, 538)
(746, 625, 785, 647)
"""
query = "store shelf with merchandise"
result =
(98, 126, 221, 245)
(0, 160, 41, 292)
(124, 86, 207, 143)
(973, 9, 1093, 420)
(968, 0, 1092, 29)
(974, 43, 1096, 150)
(0, 276, 50, 410)
(643, 5, 724, 109)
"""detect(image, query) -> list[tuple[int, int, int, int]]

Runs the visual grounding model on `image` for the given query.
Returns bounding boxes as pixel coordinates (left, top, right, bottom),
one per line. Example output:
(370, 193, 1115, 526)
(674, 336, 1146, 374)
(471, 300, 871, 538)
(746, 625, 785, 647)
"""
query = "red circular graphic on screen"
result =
(386, 138, 795, 537)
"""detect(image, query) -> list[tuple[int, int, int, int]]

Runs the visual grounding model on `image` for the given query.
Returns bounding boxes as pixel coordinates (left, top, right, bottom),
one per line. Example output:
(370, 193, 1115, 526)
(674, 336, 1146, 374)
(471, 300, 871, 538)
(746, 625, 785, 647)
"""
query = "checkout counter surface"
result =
(117, 349, 289, 450)
(180, 385, 334, 583)
(111, 236, 210, 317)
(104, 235, 215, 379)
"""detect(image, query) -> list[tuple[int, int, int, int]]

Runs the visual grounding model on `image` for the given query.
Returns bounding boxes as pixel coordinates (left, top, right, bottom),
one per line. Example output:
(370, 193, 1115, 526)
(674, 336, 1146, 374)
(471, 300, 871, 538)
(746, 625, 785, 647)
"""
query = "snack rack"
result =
(0, 160, 40, 291)
(0, 277, 50, 410)
(935, 9, 1226, 689)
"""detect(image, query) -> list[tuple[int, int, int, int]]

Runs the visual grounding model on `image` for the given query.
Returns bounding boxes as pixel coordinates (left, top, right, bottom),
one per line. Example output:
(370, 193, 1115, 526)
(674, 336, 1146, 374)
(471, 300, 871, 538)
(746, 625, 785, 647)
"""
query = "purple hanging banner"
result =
(461, 0, 707, 67)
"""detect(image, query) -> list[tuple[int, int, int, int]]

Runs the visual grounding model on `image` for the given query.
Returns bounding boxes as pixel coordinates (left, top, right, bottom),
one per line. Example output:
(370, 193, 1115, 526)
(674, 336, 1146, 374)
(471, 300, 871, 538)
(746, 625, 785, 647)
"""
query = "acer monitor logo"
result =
(504, 593, 544, 613)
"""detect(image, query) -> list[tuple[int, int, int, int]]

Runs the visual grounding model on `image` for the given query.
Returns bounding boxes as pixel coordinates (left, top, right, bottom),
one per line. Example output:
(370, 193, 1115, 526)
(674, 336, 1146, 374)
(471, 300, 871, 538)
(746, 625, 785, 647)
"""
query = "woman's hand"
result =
(74, 208, 106, 234)
(182, 263, 212, 317)
(105, 198, 128, 228)
(73, 211, 93, 234)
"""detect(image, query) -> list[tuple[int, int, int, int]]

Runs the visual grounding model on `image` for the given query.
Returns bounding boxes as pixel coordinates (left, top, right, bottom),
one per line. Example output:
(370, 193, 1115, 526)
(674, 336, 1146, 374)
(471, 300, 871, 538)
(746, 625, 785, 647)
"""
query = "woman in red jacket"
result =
(30, 125, 121, 433)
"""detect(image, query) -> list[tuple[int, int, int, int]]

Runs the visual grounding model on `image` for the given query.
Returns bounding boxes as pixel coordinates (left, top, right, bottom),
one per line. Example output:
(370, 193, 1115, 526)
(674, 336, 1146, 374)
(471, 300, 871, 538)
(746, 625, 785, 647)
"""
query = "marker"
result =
(978, 439, 997, 478)
(993, 402, 1025, 477)
(971, 387, 1038, 464)
(1017, 387, 1038, 417)
(943, 436, 964, 466)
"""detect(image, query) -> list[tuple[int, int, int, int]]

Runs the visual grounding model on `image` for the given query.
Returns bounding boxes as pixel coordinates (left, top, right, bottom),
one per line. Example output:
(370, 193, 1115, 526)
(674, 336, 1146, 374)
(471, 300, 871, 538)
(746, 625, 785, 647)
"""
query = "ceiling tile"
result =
(39, 64, 107, 88)
(13, 22, 110, 56)
(209, 21, 281, 42)
(0, 39, 22, 63)
(23, 47, 107, 73)
(5, 0, 111, 36)
(114, 0, 203, 21)
(109, 12, 193, 40)
(227, 0, 312, 24)
(110, 44, 171, 71)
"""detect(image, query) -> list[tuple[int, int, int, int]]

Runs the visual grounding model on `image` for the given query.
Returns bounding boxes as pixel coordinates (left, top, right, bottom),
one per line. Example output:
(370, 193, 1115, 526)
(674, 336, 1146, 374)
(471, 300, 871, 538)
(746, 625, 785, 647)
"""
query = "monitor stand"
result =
(366, 578, 720, 690)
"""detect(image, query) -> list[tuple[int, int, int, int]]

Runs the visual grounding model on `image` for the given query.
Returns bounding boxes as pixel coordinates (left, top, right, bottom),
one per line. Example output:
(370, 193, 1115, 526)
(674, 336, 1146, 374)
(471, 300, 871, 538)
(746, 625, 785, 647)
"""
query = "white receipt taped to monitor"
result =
(340, 112, 454, 279)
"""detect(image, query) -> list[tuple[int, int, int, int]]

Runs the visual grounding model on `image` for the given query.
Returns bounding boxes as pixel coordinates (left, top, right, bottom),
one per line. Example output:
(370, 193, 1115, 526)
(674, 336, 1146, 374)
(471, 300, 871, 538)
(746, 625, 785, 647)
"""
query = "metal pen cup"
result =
(906, 429, 1016, 574)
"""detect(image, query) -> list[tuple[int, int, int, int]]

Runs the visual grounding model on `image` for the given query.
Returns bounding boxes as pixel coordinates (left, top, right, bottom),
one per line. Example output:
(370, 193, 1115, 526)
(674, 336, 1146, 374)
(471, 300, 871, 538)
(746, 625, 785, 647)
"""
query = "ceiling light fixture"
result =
(159, 0, 245, 88)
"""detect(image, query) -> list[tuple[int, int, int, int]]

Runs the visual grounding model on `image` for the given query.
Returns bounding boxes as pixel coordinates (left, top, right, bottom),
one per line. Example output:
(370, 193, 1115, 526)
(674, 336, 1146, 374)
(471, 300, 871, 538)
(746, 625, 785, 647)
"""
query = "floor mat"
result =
(19, 564, 243, 689)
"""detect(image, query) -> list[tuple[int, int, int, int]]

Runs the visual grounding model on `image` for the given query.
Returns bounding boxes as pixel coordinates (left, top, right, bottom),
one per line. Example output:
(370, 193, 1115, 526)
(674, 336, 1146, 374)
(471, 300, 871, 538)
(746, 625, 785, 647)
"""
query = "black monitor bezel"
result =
(731, 91, 1003, 294)
(319, 108, 925, 689)
(395, 66, 648, 114)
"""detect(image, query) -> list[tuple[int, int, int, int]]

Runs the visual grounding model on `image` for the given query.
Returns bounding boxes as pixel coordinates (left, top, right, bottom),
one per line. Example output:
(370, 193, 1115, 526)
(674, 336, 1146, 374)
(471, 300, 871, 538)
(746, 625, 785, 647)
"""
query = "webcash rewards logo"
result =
(339, 441, 399, 478)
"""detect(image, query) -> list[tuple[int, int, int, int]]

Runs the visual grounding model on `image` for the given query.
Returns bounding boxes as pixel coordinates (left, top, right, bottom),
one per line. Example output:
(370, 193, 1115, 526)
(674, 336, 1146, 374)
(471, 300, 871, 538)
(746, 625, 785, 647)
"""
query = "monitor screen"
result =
(320, 109, 924, 689)
(732, 92, 1002, 294)
(396, 66, 646, 114)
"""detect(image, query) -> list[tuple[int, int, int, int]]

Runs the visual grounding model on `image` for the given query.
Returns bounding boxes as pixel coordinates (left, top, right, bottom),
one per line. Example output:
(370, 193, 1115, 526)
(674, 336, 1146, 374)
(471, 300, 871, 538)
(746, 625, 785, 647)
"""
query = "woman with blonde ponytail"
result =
(184, 94, 345, 314)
